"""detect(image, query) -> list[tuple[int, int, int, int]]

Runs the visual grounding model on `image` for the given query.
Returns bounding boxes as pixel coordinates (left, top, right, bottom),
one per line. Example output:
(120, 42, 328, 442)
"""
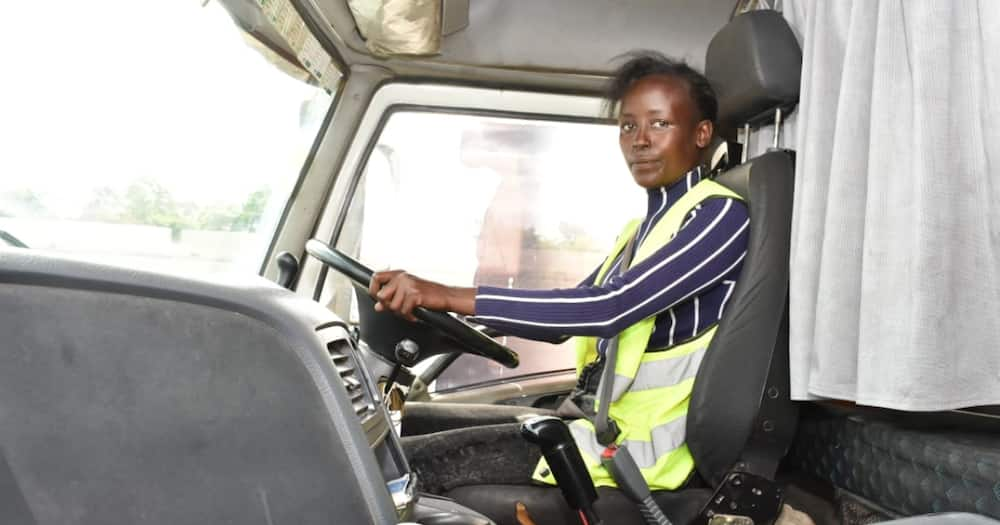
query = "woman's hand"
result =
(369, 270, 475, 321)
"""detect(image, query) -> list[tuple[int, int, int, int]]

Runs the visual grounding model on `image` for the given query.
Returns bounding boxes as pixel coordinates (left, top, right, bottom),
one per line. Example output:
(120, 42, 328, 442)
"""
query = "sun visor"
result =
(218, 0, 341, 91)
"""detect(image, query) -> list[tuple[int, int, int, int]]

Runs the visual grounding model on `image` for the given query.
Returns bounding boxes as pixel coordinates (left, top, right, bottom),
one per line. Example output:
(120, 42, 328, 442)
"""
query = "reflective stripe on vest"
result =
(532, 178, 743, 491)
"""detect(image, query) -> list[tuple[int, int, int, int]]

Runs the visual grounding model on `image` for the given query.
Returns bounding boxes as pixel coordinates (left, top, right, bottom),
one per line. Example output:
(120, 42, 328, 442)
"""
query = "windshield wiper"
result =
(0, 229, 28, 248)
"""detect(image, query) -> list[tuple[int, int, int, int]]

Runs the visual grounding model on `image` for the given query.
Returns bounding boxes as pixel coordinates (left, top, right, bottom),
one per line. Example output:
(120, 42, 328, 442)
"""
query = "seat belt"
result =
(590, 230, 635, 445)
(584, 232, 673, 525)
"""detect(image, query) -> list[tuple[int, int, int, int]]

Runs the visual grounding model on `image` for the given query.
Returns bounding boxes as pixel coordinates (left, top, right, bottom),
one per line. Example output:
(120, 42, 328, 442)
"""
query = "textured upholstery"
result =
(789, 413, 1000, 519)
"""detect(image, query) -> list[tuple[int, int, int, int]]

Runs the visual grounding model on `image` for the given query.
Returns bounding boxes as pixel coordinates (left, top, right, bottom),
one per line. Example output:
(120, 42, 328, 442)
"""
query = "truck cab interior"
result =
(1, 1, 998, 525)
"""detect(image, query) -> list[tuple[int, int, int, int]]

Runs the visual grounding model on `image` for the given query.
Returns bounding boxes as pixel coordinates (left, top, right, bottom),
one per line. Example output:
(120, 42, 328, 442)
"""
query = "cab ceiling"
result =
(225, 0, 738, 93)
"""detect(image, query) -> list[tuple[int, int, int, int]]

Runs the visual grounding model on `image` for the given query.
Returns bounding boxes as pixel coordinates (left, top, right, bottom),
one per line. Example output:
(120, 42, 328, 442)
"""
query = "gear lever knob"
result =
(521, 416, 599, 520)
(275, 251, 299, 290)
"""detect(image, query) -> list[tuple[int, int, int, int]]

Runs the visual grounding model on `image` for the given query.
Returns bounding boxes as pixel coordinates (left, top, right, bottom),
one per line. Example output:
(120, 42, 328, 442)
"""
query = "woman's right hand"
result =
(369, 270, 476, 321)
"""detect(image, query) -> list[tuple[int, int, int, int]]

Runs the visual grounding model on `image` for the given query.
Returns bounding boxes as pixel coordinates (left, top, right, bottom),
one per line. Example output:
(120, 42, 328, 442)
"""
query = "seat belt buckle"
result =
(600, 444, 651, 503)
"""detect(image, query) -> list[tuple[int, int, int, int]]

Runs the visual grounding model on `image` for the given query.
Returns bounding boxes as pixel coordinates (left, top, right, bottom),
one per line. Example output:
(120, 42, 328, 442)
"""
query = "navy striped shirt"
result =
(473, 167, 749, 353)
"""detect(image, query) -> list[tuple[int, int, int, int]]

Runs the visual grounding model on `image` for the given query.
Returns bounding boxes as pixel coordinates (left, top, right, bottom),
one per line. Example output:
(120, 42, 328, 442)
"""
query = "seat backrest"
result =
(686, 9, 802, 487)
(0, 253, 398, 525)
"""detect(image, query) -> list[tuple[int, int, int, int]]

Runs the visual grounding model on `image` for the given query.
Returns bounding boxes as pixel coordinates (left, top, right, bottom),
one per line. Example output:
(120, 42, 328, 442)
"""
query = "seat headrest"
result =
(705, 10, 802, 129)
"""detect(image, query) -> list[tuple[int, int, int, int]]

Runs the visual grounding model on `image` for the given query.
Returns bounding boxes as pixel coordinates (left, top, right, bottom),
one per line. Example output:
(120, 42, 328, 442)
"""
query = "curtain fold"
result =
(784, 0, 1000, 410)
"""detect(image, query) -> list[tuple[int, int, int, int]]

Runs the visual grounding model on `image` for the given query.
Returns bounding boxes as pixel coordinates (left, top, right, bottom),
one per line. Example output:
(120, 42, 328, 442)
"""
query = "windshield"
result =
(335, 110, 641, 390)
(0, 1, 332, 277)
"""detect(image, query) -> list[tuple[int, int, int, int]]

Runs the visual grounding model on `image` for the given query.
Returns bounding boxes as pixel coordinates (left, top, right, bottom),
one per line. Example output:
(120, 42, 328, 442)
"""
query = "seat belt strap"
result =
(592, 229, 637, 445)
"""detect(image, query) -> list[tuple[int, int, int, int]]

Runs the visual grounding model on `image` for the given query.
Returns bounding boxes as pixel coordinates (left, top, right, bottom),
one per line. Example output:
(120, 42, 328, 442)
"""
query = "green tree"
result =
(118, 179, 189, 239)
(231, 187, 271, 232)
(195, 204, 240, 232)
(76, 180, 272, 237)
(122, 179, 178, 225)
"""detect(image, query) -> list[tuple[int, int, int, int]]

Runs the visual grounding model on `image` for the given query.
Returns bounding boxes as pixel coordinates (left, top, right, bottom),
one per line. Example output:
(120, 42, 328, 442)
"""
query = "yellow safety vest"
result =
(532, 178, 744, 491)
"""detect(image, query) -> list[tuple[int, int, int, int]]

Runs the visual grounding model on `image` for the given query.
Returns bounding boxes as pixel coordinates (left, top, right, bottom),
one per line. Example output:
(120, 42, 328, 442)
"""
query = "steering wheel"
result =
(305, 239, 519, 368)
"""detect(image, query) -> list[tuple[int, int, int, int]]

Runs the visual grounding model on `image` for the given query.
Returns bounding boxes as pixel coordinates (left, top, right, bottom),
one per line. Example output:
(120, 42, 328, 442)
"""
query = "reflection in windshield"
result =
(0, 1, 331, 277)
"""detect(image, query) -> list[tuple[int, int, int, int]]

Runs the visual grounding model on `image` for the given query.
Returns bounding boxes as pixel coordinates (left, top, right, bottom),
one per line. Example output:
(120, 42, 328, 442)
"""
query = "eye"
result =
(651, 119, 670, 129)
(620, 122, 636, 134)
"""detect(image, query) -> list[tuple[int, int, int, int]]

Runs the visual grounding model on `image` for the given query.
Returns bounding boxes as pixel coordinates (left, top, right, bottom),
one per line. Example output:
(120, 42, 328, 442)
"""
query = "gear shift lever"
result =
(275, 251, 299, 290)
(520, 416, 601, 525)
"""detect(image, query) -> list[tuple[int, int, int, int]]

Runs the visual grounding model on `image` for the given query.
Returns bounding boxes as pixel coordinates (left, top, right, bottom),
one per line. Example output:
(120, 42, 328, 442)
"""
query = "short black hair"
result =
(605, 51, 718, 125)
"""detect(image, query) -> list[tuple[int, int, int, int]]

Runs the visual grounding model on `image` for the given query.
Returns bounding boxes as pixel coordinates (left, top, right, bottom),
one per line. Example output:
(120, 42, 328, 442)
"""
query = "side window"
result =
(337, 111, 639, 391)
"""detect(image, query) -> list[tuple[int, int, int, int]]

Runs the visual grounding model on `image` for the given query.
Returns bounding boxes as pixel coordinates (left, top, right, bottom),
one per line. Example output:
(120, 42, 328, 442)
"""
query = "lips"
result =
(630, 159, 661, 169)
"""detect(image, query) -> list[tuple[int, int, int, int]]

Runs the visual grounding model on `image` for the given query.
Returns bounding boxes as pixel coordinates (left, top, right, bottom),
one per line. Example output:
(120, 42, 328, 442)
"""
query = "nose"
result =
(632, 124, 650, 149)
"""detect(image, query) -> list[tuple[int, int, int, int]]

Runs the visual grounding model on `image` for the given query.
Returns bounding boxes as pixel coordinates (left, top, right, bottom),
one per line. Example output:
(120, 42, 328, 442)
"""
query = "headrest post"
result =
(741, 123, 751, 163)
(772, 107, 783, 149)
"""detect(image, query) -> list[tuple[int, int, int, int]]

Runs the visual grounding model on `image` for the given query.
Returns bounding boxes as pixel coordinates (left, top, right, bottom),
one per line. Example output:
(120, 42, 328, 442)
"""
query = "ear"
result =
(695, 120, 714, 149)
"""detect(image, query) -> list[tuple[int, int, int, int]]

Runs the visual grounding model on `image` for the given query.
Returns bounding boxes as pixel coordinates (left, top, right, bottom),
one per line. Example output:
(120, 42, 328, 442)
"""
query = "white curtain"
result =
(782, 1, 1000, 410)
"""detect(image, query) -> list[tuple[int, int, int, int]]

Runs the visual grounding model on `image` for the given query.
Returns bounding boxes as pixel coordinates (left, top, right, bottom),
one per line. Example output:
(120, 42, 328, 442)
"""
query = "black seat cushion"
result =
(447, 484, 712, 525)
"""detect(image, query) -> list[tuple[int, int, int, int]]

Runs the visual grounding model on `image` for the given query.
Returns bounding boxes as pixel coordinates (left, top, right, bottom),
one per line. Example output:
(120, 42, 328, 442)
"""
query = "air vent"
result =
(326, 338, 376, 422)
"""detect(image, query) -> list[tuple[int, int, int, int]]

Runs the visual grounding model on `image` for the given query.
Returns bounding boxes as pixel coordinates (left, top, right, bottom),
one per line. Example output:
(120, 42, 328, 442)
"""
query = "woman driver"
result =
(370, 51, 749, 509)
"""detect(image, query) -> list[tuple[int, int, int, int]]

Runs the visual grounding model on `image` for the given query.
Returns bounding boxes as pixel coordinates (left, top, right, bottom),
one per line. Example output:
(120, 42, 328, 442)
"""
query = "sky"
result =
(0, 0, 326, 217)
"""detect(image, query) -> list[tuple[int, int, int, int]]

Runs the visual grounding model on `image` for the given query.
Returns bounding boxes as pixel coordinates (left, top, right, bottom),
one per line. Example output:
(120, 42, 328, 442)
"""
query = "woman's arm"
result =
(368, 255, 607, 344)
(472, 197, 749, 340)
(369, 197, 748, 341)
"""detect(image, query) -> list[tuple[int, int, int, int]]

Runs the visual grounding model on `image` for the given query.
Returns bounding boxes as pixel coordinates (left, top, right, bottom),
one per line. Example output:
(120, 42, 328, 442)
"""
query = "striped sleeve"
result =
(467, 260, 604, 344)
(472, 197, 749, 341)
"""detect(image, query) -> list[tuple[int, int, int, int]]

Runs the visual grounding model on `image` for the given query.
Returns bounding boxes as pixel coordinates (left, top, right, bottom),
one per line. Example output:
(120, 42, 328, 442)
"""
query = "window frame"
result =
(257, 83, 340, 275)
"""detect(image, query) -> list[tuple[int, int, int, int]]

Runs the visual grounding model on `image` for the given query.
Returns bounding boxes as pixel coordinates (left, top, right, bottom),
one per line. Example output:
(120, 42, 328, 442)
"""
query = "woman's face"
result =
(618, 75, 712, 189)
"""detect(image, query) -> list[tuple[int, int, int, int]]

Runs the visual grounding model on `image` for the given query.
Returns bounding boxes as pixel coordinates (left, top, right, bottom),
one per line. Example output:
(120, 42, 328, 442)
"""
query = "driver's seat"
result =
(446, 10, 802, 525)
